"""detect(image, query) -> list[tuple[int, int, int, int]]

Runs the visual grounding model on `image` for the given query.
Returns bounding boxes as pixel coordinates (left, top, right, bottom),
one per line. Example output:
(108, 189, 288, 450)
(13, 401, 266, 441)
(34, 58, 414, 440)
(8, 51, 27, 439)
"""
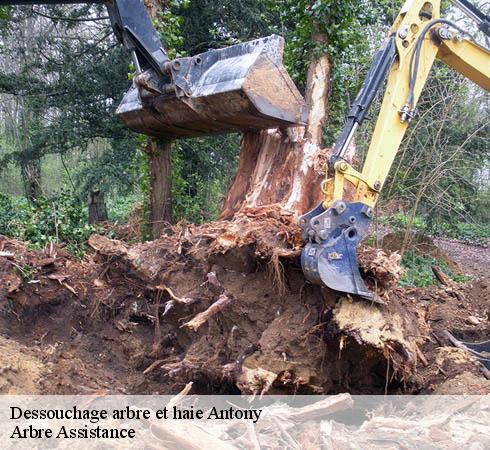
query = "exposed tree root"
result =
(1, 208, 488, 395)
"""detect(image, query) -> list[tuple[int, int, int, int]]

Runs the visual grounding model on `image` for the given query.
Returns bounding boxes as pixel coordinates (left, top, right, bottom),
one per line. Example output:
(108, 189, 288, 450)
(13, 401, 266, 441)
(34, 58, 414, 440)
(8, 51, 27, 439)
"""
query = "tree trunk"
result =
(20, 159, 41, 202)
(18, 94, 42, 202)
(221, 38, 331, 219)
(144, 0, 173, 238)
(88, 190, 108, 224)
(146, 138, 173, 238)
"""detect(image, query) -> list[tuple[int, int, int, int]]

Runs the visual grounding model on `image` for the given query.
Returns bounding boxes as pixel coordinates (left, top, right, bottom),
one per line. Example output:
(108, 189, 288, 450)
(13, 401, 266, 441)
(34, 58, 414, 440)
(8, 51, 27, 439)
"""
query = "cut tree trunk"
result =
(221, 34, 331, 219)
(146, 138, 173, 239)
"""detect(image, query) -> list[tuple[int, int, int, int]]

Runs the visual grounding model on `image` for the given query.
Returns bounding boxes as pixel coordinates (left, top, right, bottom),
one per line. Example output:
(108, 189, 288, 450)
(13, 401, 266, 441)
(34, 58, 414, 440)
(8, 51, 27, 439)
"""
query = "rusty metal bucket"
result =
(116, 35, 307, 137)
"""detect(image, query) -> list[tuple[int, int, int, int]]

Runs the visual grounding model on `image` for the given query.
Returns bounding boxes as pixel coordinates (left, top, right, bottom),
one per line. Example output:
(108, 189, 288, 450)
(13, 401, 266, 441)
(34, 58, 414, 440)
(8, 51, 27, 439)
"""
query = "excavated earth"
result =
(0, 207, 488, 395)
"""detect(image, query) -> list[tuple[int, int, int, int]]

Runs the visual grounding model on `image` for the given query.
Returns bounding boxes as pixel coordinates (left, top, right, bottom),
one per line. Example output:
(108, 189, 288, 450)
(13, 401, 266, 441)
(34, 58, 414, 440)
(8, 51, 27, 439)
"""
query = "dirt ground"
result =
(0, 211, 488, 396)
(435, 237, 490, 280)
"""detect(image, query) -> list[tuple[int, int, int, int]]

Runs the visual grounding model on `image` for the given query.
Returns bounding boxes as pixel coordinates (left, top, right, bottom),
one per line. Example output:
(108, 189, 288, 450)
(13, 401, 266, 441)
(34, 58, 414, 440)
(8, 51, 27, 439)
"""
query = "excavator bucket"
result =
(299, 201, 384, 304)
(117, 35, 307, 137)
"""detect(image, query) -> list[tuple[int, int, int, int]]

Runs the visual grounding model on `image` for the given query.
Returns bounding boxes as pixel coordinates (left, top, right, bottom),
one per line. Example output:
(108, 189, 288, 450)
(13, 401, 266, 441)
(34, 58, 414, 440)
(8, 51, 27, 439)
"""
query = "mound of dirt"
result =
(0, 209, 488, 395)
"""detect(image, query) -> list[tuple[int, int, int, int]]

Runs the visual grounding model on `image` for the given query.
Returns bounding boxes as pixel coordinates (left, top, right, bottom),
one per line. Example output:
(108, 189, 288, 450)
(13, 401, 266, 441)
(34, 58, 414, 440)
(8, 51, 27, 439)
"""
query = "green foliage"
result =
(74, 136, 141, 198)
(0, 192, 99, 258)
(0, 4, 139, 201)
(0, 5, 11, 24)
(399, 250, 471, 288)
(381, 212, 489, 246)
(171, 135, 240, 223)
(429, 221, 490, 246)
(106, 193, 143, 224)
(154, 0, 188, 58)
(173, 0, 276, 54)
(1, 1, 487, 246)
(382, 66, 489, 231)
(382, 213, 427, 232)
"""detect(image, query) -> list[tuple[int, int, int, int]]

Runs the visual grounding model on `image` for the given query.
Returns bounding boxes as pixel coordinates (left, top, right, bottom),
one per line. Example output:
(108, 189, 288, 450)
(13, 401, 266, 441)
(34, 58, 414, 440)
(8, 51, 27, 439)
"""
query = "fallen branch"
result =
(182, 294, 232, 331)
(431, 265, 452, 286)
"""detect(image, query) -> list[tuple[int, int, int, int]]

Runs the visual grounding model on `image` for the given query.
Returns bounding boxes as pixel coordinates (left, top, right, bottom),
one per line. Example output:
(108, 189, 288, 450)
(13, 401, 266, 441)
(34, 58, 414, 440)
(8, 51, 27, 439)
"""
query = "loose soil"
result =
(0, 209, 488, 396)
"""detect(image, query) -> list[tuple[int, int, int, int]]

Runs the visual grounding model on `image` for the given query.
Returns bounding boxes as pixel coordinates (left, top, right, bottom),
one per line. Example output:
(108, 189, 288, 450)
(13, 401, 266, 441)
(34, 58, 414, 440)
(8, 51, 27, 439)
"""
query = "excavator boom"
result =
(0, 0, 306, 137)
(299, 0, 490, 302)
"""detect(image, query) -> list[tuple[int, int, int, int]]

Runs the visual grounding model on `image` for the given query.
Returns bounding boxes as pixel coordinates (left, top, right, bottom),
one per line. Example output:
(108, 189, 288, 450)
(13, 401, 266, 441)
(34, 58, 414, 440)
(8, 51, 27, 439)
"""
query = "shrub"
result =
(399, 250, 471, 288)
(381, 213, 427, 232)
(0, 192, 100, 258)
(429, 221, 490, 246)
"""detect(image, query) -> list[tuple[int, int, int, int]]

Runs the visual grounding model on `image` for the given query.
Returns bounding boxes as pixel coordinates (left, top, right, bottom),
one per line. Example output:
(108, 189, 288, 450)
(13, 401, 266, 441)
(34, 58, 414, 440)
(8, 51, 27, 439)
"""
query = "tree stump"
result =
(88, 190, 108, 224)
(220, 40, 331, 219)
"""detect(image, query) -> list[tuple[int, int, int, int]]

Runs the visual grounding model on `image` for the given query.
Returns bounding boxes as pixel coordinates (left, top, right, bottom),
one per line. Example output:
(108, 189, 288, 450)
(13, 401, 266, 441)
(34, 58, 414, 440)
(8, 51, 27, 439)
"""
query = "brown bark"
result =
(88, 190, 108, 224)
(144, 0, 173, 239)
(431, 265, 452, 286)
(221, 39, 331, 219)
(20, 159, 41, 202)
(146, 138, 172, 238)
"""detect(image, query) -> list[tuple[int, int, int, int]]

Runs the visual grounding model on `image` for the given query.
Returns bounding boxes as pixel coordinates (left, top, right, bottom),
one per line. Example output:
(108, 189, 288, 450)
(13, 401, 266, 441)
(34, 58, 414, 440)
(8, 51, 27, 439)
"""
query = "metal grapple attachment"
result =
(298, 201, 383, 304)
(117, 35, 307, 137)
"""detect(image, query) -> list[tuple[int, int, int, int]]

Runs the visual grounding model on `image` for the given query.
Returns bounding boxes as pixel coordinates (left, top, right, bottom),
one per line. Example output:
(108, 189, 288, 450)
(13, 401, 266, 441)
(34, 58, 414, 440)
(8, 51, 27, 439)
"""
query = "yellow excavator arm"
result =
(299, 0, 490, 302)
(338, 0, 489, 209)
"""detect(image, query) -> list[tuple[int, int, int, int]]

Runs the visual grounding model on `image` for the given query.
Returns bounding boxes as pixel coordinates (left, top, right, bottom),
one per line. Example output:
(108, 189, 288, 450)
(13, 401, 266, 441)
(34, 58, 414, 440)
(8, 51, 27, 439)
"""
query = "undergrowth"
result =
(0, 192, 101, 258)
(399, 250, 471, 288)
(381, 213, 489, 246)
(429, 221, 490, 246)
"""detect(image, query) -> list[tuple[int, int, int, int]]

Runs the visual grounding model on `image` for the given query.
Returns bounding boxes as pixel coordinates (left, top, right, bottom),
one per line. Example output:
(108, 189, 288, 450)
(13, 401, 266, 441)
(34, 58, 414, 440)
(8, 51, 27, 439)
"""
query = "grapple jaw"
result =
(298, 201, 383, 304)
(116, 35, 307, 138)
